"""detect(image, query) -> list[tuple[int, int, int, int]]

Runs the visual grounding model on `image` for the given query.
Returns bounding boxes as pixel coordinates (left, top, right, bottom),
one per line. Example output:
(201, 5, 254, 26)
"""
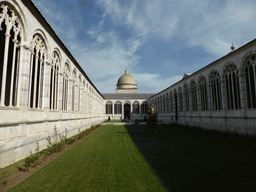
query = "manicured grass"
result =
(126, 124, 256, 191)
(10, 125, 167, 191)
(9, 124, 256, 191)
(103, 120, 123, 123)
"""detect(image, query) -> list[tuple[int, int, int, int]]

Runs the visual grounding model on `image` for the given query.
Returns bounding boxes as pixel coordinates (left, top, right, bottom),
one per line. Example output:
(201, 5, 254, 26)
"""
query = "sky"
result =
(32, 0, 256, 93)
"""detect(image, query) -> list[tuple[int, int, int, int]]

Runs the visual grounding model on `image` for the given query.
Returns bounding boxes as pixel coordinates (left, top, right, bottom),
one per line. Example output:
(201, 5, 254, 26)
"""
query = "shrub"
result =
(24, 156, 39, 168)
(65, 138, 75, 145)
(48, 142, 64, 153)
(108, 116, 111, 121)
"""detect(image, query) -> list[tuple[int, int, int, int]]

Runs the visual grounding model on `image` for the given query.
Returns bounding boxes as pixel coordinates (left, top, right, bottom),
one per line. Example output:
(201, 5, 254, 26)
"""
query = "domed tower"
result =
(116, 69, 138, 93)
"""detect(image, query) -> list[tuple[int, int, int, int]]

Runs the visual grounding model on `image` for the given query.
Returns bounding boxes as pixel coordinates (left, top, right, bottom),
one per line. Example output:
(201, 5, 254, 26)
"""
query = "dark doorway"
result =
(124, 103, 131, 119)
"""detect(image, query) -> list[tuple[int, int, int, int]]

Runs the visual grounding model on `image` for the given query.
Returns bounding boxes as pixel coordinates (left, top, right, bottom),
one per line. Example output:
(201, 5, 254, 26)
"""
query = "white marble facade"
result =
(0, 0, 105, 168)
(148, 42, 256, 136)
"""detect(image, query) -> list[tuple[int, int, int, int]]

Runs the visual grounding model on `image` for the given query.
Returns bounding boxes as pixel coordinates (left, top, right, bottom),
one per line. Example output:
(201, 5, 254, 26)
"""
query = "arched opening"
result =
(114, 101, 122, 114)
(0, 4, 22, 107)
(124, 103, 130, 119)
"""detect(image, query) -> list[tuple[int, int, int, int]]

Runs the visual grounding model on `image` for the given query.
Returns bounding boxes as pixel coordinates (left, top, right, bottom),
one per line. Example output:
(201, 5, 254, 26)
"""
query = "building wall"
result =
(0, 1, 105, 168)
(148, 42, 256, 136)
(104, 99, 149, 121)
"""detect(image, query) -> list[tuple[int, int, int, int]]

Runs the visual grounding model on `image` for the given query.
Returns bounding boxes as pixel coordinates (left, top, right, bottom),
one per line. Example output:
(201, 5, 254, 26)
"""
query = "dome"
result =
(117, 69, 137, 86)
(116, 69, 137, 93)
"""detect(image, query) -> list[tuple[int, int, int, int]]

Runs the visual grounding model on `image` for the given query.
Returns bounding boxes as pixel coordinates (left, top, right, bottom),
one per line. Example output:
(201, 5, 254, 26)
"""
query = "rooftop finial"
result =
(231, 42, 236, 51)
(125, 69, 128, 74)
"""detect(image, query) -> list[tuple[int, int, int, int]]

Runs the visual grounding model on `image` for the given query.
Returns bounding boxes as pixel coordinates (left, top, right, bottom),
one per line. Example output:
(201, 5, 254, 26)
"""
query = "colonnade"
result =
(149, 50, 256, 135)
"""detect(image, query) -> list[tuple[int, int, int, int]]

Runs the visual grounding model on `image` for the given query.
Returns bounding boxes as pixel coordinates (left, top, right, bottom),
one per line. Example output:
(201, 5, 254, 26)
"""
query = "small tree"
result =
(147, 104, 158, 134)
(108, 116, 111, 121)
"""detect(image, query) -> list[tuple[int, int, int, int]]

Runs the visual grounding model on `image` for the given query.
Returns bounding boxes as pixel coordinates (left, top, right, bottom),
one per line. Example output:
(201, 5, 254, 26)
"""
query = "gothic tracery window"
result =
(184, 84, 189, 111)
(199, 76, 208, 111)
(83, 80, 85, 112)
(0, 4, 21, 107)
(114, 101, 122, 114)
(62, 63, 69, 111)
(29, 35, 46, 109)
(210, 71, 222, 110)
(49, 51, 60, 110)
(133, 101, 139, 114)
(106, 101, 112, 114)
(224, 64, 241, 110)
(170, 91, 173, 112)
(71, 70, 76, 111)
(78, 76, 81, 112)
(141, 101, 148, 114)
(166, 93, 169, 112)
(244, 54, 256, 108)
(178, 87, 183, 111)
(190, 80, 198, 111)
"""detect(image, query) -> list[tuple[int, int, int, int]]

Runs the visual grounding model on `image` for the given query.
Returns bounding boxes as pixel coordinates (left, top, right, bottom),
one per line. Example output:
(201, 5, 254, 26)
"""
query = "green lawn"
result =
(10, 125, 167, 192)
(10, 124, 256, 192)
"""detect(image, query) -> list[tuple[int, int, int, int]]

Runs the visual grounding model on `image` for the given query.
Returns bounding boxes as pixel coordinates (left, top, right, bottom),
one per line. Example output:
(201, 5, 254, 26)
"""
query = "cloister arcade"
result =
(149, 50, 256, 135)
(105, 100, 148, 120)
(0, 1, 105, 168)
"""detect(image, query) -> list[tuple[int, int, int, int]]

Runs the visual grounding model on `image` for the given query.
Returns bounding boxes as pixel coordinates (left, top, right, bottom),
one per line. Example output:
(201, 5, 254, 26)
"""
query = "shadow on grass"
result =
(122, 124, 256, 192)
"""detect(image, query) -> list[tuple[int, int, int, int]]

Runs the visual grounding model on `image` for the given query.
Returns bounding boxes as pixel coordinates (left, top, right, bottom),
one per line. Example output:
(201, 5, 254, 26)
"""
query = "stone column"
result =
(58, 73, 64, 111)
(220, 79, 227, 110)
(122, 101, 124, 118)
(182, 92, 185, 112)
(239, 74, 246, 109)
(68, 79, 73, 111)
(17, 43, 30, 107)
(75, 84, 78, 112)
(44, 60, 52, 109)
(130, 103, 133, 117)
(9, 38, 18, 107)
(197, 87, 201, 111)
(189, 90, 192, 111)
(1, 32, 11, 106)
(112, 102, 114, 116)
(207, 84, 212, 111)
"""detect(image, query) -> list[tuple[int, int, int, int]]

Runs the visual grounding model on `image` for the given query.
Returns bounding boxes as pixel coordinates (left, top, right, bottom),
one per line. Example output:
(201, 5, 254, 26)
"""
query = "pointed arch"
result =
(141, 101, 148, 114)
(49, 51, 60, 110)
(224, 63, 241, 110)
(178, 87, 183, 111)
(0, 3, 22, 106)
(190, 80, 197, 111)
(199, 76, 208, 111)
(243, 53, 256, 108)
(29, 33, 47, 109)
(62, 62, 70, 111)
(184, 83, 189, 111)
(106, 101, 112, 114)
(132, 101, 139, 114)
(114, 101, 122, 114)
(71, 69, 77, 111)
(209, 70, 222, 110)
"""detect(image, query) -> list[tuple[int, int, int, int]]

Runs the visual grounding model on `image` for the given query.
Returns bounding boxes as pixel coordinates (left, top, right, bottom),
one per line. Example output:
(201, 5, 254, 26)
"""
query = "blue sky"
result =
(32, 0, 256, 93)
